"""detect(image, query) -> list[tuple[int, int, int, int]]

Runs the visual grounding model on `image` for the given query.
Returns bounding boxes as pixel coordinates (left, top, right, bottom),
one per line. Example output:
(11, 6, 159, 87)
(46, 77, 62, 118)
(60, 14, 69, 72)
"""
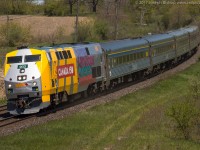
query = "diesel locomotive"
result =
(4, 26, 200, 115)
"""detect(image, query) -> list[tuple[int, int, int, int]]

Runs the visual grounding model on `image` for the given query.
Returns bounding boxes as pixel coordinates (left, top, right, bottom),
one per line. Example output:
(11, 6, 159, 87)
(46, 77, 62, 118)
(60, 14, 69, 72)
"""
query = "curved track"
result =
(0, 48, 199, 136)
(0, 105, 7, 112)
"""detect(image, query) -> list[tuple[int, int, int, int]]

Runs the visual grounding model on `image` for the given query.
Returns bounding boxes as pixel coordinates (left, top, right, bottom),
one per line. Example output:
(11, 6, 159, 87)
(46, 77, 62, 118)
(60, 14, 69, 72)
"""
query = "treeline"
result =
(0, 0, 42, 15)
(0, 0, 200, 45)
(0, 0, 199, 29)
(0, 0, 100, 16)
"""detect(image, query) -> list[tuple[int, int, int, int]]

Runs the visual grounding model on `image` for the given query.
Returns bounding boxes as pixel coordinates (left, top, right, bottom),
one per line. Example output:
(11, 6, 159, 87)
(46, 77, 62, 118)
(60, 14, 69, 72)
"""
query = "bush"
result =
(47, 26, 67, 44)
(165, 76, 200, 140)
(72, 21, 92, 42)
(189, 76, 200, 101)
(166, 99, 199, 140)
(94, 19, 109, 40)
(0, 22, 30, 47)
(44, 1, 70, 16)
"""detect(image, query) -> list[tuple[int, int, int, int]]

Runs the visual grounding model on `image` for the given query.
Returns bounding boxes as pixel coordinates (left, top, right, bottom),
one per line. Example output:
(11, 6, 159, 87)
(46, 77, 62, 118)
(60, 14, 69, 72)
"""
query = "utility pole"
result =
(6, 15, 10, 46)
(114, 0, 120, 40)
(75, 0, 79, 42)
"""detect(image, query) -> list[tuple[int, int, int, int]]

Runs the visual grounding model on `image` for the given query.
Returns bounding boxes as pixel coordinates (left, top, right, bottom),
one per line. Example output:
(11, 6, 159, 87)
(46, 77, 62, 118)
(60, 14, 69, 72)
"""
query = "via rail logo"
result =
(57, 64, 75, 79)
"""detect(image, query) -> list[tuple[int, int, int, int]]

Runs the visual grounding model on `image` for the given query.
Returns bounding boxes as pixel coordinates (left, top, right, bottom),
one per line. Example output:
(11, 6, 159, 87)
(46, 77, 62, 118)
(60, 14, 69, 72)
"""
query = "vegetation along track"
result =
(0, 48, 200, 136)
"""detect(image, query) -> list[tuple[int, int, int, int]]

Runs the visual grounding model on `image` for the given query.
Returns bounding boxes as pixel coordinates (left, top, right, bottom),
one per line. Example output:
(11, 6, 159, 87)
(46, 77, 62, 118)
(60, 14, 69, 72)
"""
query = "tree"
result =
(168, 5, 192, 29)
(44, 0, 69, 16)
(87, 0, 99, 13)
(0, 0, 37, 15)
(114, 0, 120, 40)
(68, 0, 77, 15)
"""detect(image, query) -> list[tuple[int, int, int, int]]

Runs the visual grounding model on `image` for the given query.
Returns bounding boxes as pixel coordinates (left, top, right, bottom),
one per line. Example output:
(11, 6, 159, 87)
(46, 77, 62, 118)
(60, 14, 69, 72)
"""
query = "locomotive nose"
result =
(4, 51, 45, 115)
(4, 54, 42, 99)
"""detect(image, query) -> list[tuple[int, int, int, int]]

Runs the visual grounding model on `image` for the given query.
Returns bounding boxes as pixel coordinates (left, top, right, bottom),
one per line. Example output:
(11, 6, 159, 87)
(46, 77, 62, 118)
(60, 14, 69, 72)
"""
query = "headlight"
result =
(18, 76, 22, 81)
(20, 69, 25, 73)
(33, 81, 37, 86)
(8, 84, 12, 88)
(23, 76, 26, 80)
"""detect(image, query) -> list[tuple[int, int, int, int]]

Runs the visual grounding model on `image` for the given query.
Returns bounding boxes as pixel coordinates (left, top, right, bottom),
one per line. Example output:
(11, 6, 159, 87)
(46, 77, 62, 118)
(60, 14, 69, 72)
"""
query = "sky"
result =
(33, 0, 44, 5)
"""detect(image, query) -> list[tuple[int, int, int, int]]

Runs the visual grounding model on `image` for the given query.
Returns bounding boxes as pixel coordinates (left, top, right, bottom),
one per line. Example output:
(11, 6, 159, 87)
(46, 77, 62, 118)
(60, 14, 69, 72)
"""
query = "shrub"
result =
(166, 99, 199, 140)
(46, 26, 65, 44)
(189, 76, 200, 101)
(72, 21, 92, 42)
(94, 19, 109, 40)
(0, 22, 30, 47)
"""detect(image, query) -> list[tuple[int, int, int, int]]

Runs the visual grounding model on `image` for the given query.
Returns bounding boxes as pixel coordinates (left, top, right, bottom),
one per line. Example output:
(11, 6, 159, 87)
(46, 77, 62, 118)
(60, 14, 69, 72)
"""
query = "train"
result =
(4, 26, 200, 115)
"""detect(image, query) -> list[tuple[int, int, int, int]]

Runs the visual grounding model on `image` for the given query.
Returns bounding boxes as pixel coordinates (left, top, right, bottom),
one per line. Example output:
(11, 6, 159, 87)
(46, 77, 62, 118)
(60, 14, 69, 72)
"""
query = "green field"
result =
(1, 62, 200, 150)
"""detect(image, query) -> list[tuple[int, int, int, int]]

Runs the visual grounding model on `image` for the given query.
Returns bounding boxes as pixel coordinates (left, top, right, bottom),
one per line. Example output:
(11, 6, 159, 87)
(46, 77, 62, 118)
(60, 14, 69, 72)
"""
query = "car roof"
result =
(143, 33, 174, 43)
(168, 28, 189, 37)
(100, 38, 148, 52)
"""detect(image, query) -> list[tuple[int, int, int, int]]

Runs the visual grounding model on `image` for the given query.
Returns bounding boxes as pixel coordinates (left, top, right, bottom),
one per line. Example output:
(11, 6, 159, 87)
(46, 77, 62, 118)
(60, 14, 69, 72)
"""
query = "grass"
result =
(0, 15, 89, 39)
(0, 62, 200, 149)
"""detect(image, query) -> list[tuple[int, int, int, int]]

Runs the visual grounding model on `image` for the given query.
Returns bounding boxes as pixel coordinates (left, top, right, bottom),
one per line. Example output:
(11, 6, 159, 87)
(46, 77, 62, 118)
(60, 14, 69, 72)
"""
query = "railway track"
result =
(0, 114, 35, 128)
(0, 101, 80, 128)
(0, 96, 100, 128)
(0, 104, 7, 112)
(0, 104, 34, 128)
(0, 49, 199, 135)
(0, 104, 17, 128)
(0, 59, 193, 128)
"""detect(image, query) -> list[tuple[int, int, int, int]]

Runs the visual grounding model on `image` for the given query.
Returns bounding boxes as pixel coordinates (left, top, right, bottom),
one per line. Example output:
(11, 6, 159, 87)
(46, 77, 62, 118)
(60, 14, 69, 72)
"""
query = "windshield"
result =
(7, 56, 22, 64)
(24, 55, 41, 62)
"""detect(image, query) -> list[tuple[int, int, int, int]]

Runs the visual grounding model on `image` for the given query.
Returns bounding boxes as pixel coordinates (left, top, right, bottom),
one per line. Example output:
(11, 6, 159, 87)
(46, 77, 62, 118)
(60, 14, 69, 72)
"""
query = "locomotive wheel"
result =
(62, 92, 68, 102)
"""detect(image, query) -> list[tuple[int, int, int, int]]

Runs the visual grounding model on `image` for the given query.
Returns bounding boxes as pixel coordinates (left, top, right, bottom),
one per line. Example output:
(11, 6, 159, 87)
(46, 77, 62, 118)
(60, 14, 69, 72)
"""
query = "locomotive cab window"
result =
(85, 47, 90, 55)
(24, 55, 41, 62)
(7, 56, 22, 64)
